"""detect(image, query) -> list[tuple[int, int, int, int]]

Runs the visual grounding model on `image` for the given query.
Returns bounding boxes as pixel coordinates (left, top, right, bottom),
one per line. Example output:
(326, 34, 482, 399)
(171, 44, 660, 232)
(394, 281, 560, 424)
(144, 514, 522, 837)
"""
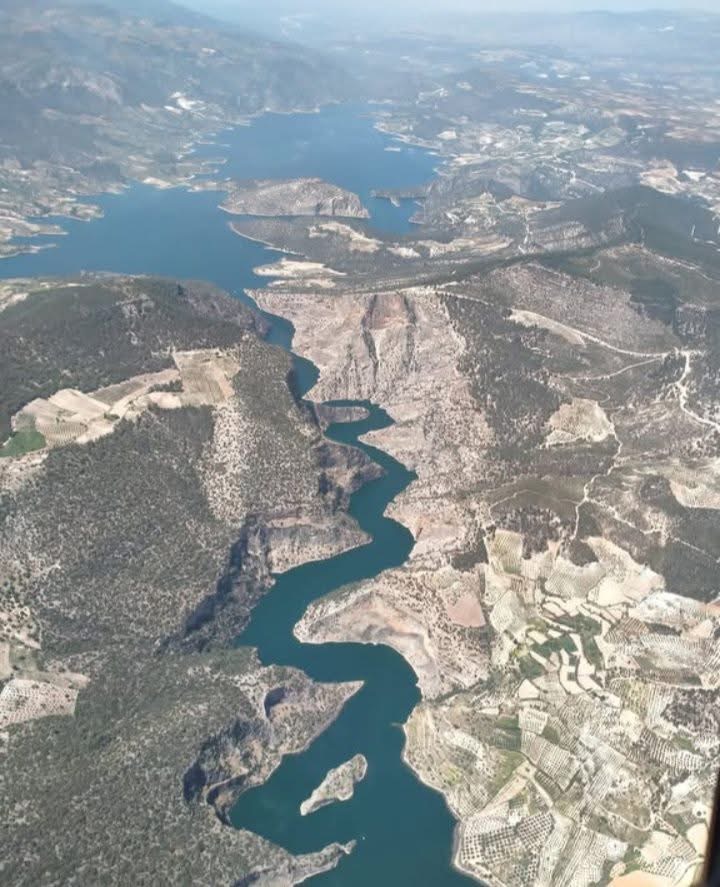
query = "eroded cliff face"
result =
(260, 285, 494, 698)
(184, 667, 363, 821)
(254, 240, 720, 887)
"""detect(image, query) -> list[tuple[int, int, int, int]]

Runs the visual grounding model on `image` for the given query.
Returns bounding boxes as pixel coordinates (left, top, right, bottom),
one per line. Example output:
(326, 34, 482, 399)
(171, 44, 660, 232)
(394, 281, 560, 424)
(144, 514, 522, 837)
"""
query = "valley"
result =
(1, 4, 719, 886)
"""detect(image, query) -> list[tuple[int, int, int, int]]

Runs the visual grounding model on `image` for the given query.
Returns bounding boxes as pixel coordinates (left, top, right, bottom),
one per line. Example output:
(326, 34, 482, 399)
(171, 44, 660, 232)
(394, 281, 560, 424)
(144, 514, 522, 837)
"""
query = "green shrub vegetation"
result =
(0, 430, 46, 458)
(533, 633, 576, 658)
(518, 654, 545, 680)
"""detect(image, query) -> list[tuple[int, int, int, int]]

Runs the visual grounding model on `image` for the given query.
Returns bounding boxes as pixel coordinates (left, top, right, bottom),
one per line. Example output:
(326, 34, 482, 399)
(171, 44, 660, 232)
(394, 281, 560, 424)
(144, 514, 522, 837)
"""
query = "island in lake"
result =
(300, 754, 368, 816)
(221, 178, 370, 219)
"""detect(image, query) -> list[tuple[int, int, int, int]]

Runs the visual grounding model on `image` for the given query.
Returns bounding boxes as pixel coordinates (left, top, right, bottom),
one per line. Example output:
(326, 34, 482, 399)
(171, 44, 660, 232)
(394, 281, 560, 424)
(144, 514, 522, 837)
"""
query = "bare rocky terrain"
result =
(300, 753, 368, 816)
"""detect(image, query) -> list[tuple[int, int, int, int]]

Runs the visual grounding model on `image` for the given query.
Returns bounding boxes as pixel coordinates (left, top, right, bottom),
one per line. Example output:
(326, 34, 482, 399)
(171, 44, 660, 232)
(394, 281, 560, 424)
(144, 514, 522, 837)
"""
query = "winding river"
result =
(231, 391, 473, 885)
(1, 106, 475, 885)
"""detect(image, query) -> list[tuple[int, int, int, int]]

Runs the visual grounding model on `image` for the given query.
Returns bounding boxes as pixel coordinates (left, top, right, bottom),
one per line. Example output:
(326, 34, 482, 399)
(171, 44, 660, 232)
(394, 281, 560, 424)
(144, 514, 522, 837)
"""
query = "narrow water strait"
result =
(231, 396, 473, 884)
(0, 107, 475, 885)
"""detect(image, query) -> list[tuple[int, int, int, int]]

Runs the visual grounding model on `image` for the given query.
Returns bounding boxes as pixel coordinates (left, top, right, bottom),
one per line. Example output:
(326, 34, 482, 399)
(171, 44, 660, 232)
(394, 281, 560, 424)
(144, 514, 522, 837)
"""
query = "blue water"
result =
(232, 402, 474, 886)
(192, 104, 435, 233)
(2, 105, 435, 285)
(0, 106, 473, 885)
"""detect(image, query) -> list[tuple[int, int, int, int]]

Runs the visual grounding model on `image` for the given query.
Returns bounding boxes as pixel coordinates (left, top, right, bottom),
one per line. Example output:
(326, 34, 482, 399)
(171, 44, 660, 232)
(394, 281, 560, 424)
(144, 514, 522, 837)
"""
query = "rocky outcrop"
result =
(221, 178, 369, 219)
(183, 673, 362, 822)
(299, 754, 368, 816)
(314, 403, 370, 428)
(237, 841, 355, 886)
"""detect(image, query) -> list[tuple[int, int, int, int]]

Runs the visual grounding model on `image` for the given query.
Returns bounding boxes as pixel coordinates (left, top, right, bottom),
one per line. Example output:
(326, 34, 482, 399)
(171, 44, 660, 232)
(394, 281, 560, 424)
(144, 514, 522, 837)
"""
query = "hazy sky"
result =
(178, 0, 720, 44)
(189, 0, 720, 14)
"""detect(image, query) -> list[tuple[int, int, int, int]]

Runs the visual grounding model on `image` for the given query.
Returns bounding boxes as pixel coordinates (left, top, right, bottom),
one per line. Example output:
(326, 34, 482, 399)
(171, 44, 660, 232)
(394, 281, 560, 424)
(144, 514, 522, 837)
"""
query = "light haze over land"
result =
(184, 0, 720, 26)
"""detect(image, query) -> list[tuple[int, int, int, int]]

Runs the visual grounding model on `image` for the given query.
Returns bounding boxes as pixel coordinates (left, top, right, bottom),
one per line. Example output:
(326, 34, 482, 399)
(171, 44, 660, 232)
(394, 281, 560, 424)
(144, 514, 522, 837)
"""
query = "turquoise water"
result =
(0, 107, 474, 885)
(232, 402, 474, 885)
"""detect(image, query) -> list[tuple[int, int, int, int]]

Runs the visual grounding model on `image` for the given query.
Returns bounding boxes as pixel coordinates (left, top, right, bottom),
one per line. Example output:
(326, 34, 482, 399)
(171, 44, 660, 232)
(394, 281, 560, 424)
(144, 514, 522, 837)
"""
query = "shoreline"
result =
(1, 106, 468, 884)
(0, 102, 335, 263)
(399, 725, 485, 886)
(228, 223, 305, 258)
(1, 101, 438, 263)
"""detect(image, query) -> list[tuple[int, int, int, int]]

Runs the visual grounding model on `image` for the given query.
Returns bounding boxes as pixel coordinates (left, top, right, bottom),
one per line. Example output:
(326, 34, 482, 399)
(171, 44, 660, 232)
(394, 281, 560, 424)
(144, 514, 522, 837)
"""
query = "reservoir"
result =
(0, 105, 476, 885)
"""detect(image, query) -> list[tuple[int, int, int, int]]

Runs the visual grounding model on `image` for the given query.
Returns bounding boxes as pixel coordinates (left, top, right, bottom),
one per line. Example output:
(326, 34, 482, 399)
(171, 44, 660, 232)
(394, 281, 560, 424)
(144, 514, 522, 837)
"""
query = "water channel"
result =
(0, 105, 476, 886)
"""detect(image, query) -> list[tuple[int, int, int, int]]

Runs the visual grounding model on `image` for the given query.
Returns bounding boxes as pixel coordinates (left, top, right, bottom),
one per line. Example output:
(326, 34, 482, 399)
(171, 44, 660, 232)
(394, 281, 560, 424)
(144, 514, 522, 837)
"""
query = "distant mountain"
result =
(0, 0, 355, 254)
(0, 0, 351, 149)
